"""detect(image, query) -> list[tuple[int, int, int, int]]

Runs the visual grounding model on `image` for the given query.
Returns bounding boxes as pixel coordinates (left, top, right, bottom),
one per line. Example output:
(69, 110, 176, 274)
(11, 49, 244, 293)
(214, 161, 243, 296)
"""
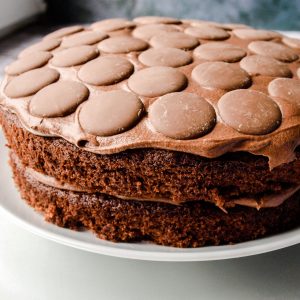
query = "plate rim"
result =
(1, 200, 300, 261)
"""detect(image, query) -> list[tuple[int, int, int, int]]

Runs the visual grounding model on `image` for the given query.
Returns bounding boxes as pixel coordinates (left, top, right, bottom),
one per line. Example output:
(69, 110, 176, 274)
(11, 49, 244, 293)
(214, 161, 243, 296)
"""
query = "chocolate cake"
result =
(0, 17, 300, 247)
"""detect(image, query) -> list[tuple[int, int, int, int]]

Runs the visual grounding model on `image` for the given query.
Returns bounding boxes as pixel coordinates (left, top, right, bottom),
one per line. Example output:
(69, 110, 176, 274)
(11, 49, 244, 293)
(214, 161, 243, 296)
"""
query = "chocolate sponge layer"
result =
(1, 109, 299, 205)
(9, 152, 300, 247)
(1, 109, 300, 247)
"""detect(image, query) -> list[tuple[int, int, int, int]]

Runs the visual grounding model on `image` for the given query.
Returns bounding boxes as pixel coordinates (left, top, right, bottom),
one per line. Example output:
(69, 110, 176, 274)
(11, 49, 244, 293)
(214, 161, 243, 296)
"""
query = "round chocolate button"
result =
(91, 18, 135, 32)
(4, 67, 60, 98)
(184, 25, 230, 40)
(44, 25, 84, 40)
(186, 20, 223, 27)
(29, 81, 89, 117)
(98, 36, 148, 53)
(233, 29, 280, 40)
(133, 16, 181, 24)
(138, 47, 192, 67)
(240, 55, 292, 77)
(128, 66, 187, 97)
(149, 92, 216, 139)
(248, 41, 298, 63)
(282, 37, 300, 49)
(192, 62, 251, 90)
(150, 32, 199, 50)
(218, 89, 282, 135)
(268, 78, 300, 108)
(61, 31, 108, 48)
(19, 39, 61, 57)
(132, 24, 179, 41)
(193, 42, 246, 62)
(221, 23, 251, 30)
(5, 51, 52, 76)
(52, 45, 99, 67)
(78, 56, 134, 86)
(78, 90, 144, 136)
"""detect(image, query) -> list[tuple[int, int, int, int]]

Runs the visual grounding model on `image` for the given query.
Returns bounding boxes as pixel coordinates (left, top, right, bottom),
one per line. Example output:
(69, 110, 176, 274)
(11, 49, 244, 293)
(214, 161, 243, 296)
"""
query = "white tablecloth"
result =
(1, 211, 300, 300)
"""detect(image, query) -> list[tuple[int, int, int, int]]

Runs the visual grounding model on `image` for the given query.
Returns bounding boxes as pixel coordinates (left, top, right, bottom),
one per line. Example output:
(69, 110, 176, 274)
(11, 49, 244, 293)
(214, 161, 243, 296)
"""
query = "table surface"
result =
(1, 214, 300, 300)
(0, 25, 300, 300)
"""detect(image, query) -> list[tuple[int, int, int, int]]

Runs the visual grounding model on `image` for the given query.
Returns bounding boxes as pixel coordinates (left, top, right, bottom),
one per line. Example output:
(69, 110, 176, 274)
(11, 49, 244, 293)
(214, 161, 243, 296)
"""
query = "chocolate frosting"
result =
(1, 17, 300, 169)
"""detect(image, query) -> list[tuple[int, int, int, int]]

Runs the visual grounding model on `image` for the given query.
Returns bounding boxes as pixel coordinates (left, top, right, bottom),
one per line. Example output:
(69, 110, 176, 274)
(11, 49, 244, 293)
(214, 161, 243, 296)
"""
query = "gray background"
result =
(45, 0, 300, 30)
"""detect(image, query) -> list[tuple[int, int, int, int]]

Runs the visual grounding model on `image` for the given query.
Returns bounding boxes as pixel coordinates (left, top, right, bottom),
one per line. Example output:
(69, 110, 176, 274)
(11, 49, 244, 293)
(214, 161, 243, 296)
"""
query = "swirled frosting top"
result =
(1, 17, 300, 169)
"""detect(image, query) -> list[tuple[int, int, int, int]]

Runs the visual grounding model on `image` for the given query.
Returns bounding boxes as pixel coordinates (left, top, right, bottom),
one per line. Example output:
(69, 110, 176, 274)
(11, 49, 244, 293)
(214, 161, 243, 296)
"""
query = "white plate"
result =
(0, 131, 300, 261)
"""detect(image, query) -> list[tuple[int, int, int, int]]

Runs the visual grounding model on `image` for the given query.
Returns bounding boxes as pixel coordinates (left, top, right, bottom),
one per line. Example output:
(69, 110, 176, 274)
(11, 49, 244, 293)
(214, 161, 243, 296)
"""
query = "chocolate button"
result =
(4, 67, 59, 98)
(78, 56, 134, 86)
(133, 16, 181, 24)
(91, 18, 135, 32)
(282, 37, 300, 49)
(184, 25, 230, 40)
(248, 41, 298, 62)
(44, 25, 84, 40)
(78, 90, 144, 136)
(128, 66, 187, 97)
(233, 29, 280, 40)
(218, 89, 282, 135)
(192, 62, 251, 90)
(190, 21, 250, 31)
(150, 32, 199, 50)
(268, 78, 300, 108)
(193, 42, 246, 62)
(240, 55, 292, 77)
(61, 31, 108, 48)
(19, 39, 61, 57)
(149, 92, 216, 139)
(138, 47, 192, 67)
(222, 23, 251, 30)
(52, 45, 99, 67)
(29, 81, 89, 118)
(5, 51, 52, 76)
(189, 20, 227, 28)
(98, 36, 148, 53)
(132, 24, 179, 41)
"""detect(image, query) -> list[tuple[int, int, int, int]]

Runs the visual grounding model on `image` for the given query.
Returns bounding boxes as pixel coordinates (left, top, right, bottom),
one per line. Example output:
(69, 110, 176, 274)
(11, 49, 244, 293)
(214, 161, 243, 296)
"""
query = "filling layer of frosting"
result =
(23, 157, 300, 210)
